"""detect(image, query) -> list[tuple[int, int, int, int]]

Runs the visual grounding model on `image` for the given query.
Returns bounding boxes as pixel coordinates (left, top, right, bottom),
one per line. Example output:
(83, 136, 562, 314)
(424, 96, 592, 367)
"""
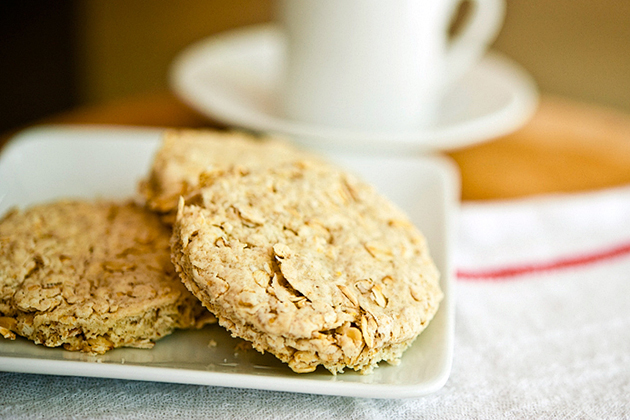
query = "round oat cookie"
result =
(0, 200, 214, 353)
(140, 129, 317, 219)
(171, 160, 443, 374)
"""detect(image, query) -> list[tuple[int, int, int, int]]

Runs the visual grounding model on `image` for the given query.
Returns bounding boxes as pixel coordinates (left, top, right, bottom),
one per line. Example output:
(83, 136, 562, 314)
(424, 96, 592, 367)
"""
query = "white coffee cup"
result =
(278, 0, 505, 132)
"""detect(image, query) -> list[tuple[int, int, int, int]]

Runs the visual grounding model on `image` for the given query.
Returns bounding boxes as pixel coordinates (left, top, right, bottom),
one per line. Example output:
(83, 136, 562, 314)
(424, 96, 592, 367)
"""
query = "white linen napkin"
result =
(1, 186, 629, 419)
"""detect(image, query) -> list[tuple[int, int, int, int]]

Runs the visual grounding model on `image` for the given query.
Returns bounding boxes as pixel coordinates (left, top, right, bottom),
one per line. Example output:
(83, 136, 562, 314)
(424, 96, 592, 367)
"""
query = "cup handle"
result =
(444, 0, 505, 84)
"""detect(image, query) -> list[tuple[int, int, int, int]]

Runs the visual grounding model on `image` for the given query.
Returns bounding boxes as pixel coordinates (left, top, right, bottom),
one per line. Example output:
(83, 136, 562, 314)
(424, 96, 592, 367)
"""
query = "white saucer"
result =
(170, 24, 539, 153)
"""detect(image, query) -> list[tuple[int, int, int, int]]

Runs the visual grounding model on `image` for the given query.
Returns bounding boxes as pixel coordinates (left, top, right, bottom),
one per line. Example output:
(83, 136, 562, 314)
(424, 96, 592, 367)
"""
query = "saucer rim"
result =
(170, 23, 539, 152)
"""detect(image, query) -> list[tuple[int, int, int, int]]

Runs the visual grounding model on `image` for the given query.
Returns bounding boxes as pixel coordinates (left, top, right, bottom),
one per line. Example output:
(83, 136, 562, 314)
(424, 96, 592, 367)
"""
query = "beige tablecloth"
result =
(2, 184, 629, 419)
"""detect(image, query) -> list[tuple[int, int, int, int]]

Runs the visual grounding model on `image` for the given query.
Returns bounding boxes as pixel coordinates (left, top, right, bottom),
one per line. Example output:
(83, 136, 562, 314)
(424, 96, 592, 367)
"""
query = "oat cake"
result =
(140, 129, 317, 220)
(171, 159, 442, 374)
(0, 200, 214, 353)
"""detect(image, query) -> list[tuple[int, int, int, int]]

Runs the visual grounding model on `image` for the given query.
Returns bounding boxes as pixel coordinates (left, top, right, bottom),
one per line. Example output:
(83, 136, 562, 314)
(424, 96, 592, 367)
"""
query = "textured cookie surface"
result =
(171, 160, 442, 374)
(141, 129, 315, 218)
(0, 200, 213, 353)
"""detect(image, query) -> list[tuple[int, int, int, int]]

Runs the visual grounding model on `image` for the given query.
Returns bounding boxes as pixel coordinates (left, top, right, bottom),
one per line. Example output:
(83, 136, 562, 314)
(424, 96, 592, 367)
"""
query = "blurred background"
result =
(2, 0, 630, 133)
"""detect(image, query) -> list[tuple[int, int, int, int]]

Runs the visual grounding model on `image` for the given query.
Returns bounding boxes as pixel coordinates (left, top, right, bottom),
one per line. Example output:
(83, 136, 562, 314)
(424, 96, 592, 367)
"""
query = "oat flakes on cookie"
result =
(140, 129, 316, 220)
(171, 160, 443, 374)
(0, 200, 214, 353)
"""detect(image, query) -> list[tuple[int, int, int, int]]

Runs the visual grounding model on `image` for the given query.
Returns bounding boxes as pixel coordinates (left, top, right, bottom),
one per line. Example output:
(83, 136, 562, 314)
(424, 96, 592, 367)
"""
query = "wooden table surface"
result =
(6, 92, 630, 201)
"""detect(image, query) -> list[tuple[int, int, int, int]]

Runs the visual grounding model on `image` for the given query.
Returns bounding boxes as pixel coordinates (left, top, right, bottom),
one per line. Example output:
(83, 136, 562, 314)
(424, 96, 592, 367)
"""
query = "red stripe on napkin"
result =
(457, 241, 630, 280)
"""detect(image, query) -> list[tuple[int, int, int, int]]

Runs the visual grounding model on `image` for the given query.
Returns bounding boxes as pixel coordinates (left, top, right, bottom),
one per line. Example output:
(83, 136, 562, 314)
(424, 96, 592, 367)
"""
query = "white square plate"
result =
(0, 126, 457, 399)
